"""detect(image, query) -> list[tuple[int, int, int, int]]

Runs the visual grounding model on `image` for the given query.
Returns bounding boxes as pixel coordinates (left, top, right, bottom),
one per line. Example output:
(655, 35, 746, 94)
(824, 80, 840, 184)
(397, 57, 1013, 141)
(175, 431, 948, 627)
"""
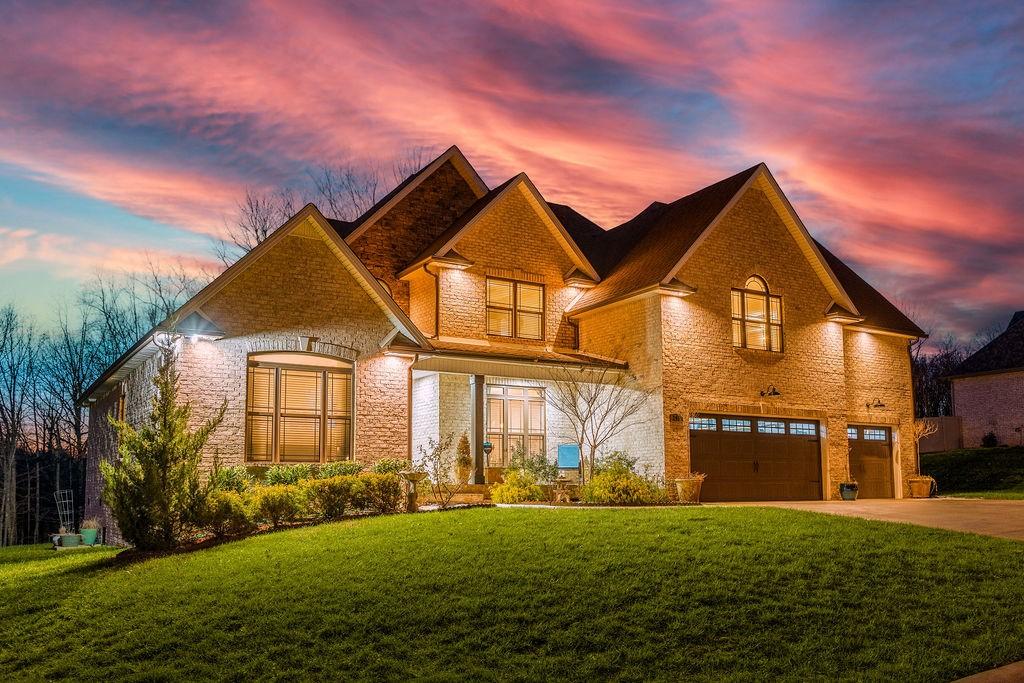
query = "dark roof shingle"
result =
(955, 313, 1024, 376)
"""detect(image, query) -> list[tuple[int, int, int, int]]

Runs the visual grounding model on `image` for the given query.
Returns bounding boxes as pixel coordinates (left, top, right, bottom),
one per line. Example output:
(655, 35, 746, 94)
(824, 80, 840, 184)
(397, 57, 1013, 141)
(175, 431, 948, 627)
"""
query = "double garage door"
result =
(689, 415, 895, 501)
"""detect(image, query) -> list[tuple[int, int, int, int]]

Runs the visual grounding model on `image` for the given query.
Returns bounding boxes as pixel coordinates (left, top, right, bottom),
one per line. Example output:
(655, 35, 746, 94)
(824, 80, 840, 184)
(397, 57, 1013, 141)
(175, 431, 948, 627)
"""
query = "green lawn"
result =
(923, 446, 1024, 499)
(1, 508, 1023, 681)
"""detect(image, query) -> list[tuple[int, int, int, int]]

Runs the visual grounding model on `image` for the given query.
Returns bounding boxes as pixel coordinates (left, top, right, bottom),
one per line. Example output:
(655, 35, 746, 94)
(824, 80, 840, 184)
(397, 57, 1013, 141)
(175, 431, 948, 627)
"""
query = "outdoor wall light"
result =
(760, 385, 781, 398)
(866, 398, 886, 410)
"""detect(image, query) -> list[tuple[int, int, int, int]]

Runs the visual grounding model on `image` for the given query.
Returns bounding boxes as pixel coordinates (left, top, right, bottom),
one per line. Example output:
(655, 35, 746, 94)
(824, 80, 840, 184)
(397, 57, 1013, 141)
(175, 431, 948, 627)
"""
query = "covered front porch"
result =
(409, 342, 647, 484)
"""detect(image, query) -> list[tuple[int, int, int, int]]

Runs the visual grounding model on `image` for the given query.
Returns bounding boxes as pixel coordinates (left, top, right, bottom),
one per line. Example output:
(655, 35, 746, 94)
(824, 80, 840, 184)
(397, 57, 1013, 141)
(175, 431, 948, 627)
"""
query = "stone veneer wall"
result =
(349, 160, 479, 313)
(953, 371, 1024, 448)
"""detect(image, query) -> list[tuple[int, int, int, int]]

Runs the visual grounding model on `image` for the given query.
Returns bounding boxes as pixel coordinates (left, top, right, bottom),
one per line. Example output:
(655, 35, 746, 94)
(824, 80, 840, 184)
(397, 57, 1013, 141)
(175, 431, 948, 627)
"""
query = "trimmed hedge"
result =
(921, 446, 1024, 494)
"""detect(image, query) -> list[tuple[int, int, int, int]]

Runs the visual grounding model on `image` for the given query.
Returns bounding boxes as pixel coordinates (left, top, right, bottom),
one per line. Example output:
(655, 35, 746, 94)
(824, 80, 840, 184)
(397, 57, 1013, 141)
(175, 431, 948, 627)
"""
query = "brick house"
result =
(82, 145, 924, 531)
(950, 311, 1024, 447)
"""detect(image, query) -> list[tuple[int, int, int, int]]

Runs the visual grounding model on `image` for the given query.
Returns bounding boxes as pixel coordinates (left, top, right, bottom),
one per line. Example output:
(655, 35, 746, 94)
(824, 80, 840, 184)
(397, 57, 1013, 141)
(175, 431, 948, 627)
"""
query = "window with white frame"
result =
(721, 418, 752, 432)
(862, 428, 887, 441)
(246, 353, 353, 463)
(485, 385, 545, 466)
(486, 278, 544, 340)
(731, 275, 783, 351)
(689, 417, 717, 431)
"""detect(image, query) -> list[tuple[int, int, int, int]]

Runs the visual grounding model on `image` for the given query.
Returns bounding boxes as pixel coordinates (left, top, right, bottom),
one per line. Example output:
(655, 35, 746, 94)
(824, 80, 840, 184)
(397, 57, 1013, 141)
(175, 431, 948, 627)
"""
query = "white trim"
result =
(662, 164, 860, 316)
(845, 325, 920, 340)
(345, 146, 488, 243)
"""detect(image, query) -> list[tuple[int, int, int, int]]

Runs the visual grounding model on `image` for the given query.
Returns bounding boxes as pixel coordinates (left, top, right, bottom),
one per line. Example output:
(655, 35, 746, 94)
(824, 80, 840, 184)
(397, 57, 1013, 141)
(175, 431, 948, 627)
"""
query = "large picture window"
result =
(486, 278, 544, 340)
(246, 353, 353, 463)
(731, 275, 783, 351)
(485, 385, 546, 466)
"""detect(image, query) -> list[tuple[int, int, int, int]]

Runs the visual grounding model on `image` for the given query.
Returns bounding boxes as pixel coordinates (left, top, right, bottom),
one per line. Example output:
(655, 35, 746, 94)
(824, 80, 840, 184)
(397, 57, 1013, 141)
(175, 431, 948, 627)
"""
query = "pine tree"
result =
(101, 345, 225, 550)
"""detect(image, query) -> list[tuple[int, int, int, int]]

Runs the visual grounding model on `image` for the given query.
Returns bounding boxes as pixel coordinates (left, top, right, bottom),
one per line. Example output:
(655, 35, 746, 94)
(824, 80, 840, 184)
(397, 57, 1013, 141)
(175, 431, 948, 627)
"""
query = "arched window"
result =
(731, 276, 782, 351)
(246, 352, 354, 463)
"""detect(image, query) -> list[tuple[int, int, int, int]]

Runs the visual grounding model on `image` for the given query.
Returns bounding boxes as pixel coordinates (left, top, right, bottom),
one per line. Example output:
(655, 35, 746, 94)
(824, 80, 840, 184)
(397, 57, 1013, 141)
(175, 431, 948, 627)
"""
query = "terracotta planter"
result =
(907, 478, 933, 498)
(674, 478, 703, 504)
(456, 464, 472, 485)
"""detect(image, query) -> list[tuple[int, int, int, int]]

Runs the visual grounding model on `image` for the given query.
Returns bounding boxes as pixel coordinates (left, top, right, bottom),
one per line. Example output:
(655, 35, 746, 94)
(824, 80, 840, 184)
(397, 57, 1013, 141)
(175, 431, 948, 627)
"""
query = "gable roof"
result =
(567, 164, 865, 320)
(814, 241, 926, 337)
(397, 173, 600, 281)
(951, 313, 1024, 378)
(338, 145, 488, 243)
(80, 204, 432, 405)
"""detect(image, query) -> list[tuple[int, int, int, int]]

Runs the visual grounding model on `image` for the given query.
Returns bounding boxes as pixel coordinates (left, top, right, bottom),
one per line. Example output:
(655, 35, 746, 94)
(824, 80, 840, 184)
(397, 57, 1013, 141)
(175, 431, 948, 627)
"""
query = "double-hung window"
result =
(732, 275, 783, 351)
(486, 278, 544, 340)
(246, 353, 353, 463)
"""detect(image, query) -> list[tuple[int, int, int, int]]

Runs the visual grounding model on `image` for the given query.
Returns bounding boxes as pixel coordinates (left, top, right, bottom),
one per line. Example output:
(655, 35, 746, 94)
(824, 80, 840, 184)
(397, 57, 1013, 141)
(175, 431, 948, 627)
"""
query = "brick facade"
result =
(953, 371, 1024, 448)
(350, 160, 480, 313)
(85, 155, 921, 532)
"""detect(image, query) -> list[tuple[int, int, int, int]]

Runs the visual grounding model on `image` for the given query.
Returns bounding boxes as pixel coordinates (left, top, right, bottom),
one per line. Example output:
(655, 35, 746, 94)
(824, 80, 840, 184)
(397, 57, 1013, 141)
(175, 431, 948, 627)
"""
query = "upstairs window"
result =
(732, 276, 782, 351)
(246, 353, 353, 464)
(486, 278, 544, 340)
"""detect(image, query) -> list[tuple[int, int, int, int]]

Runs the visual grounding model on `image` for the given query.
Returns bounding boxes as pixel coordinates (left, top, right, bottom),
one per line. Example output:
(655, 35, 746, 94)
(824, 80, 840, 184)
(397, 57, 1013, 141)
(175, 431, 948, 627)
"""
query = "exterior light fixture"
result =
(172, 311, 225, 342)
(866, 398, 886, 410)
(760, 385, 781, 398)
(429, 250, 473, 270)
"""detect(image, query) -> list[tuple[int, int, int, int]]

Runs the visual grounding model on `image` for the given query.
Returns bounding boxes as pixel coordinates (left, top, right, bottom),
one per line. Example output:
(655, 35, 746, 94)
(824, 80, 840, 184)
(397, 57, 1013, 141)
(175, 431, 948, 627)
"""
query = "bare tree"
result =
(416, 432, 464, 508)
(0, 305, 39, 545)
(545, 364, 655, 484)
(214, 147, 438, 266)
(913, 418, 939, 452)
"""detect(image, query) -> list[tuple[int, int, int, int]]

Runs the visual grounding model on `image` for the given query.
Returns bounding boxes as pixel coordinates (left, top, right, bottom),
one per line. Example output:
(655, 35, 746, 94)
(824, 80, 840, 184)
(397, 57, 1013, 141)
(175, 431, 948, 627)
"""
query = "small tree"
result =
(416, 433, 462, 508)
(101, 344, 225, 550)
(912, 419, 938, 454)
(546, 364, 654, 484)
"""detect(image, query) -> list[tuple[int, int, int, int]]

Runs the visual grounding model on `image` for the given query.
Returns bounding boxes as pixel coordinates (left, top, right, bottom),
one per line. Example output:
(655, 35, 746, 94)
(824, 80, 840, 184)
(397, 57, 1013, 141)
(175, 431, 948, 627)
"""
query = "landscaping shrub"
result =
(371, 458, 408, 476)
(508, 445, 558, 484)
(922, 446, 1024, 493)
(580, 469, 668, 505)
(580, 452, 667, 505)
(981, 431, 999, 448)
(303, 476, 358, 521)
(317, 461, 365, 478)
(101, 348, 226, 550)
(201, 490, 255, 538)
(251, 485, 307, 528)
(361, 473, 403, 513)
(491, 469, 545, 503)
(263, 464, 316, 486)
(209, 463, 255, 493)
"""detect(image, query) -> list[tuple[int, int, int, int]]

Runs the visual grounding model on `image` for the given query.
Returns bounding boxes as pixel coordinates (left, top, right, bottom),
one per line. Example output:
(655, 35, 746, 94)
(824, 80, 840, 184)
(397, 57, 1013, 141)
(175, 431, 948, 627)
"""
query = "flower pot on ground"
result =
(59, 533, 81, 547)
(907, 475, 935, 498)
(839, 482, 859, 501)
(674, 473, 706, 504)
(80, 518, 100, 545)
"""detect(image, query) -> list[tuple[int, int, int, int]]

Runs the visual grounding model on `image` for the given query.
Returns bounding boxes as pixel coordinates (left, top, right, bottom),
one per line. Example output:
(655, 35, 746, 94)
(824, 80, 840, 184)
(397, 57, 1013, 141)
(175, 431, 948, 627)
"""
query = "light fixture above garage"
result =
(866, 398, 886, 410)
(760, 385, 781, 398)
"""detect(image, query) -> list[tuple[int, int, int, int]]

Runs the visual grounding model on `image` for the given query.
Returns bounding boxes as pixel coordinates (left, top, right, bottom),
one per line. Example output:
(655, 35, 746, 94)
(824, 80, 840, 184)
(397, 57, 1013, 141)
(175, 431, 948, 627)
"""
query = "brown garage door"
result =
(848, 425, 894, 499)
(689, 415, 822, 501)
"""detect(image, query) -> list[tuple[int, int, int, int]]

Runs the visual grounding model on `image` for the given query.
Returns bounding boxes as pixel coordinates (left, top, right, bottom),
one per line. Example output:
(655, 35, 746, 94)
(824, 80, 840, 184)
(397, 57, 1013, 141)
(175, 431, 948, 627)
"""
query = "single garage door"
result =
(689, 415, 822, 501)
(848, 425, 894, 498)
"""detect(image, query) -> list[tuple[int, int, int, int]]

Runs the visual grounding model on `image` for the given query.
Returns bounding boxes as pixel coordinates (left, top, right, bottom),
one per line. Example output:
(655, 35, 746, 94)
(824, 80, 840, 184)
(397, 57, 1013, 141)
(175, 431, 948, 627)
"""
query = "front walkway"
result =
(728, 499, 1024, 541)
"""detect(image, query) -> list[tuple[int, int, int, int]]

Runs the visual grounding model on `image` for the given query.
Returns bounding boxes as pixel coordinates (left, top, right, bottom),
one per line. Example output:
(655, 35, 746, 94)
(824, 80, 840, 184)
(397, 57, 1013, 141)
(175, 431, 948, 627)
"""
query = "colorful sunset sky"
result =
(1, 1, 1021, 339)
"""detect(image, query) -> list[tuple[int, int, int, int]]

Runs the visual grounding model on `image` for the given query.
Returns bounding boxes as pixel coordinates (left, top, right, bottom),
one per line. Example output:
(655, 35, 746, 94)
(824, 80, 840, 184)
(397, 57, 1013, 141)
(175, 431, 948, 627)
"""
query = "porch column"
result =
(470, 374, 485, 484)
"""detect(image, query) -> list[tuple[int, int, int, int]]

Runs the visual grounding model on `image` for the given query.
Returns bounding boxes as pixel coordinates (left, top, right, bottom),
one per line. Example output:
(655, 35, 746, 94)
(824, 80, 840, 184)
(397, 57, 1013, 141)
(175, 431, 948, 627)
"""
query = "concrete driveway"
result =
(732, 498, 1024, 541)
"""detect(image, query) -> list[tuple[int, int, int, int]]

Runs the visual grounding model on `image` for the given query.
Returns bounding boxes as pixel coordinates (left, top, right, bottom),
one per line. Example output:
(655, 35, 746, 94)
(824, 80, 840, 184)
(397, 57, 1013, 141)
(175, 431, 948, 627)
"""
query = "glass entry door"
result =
(485, 385, 545, 466)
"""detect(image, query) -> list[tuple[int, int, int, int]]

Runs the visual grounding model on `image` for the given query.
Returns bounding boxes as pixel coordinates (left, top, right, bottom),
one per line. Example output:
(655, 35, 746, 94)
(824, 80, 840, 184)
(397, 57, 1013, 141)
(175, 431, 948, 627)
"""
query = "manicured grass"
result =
(1, 508, 1023, 681)
(923, 446, 1024, 499)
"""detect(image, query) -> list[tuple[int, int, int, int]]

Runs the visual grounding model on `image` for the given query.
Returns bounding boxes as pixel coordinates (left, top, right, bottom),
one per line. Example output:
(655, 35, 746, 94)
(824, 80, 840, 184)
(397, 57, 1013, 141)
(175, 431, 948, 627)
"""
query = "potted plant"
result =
(839, 481, 859, 501)
(906, 475, 935, 498)
(57, 526, 80, 548)
(80, 518, 100, 546)
(455, 432, 473, 484)
(674, 472, 706, 504)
